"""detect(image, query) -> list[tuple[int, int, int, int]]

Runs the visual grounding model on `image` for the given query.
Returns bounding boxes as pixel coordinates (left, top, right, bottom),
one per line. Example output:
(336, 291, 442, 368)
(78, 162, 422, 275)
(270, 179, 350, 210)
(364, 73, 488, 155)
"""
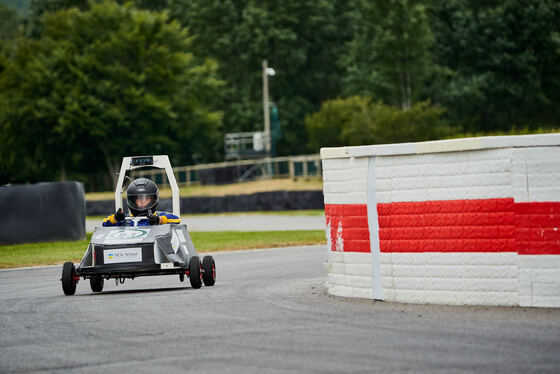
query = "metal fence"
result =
(130, 154, 322, 187)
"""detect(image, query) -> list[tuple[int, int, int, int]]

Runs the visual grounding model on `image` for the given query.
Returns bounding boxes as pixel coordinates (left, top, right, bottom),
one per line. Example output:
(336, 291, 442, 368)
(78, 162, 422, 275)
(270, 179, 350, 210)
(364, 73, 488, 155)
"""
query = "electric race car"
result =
(61, 155, 215, 295)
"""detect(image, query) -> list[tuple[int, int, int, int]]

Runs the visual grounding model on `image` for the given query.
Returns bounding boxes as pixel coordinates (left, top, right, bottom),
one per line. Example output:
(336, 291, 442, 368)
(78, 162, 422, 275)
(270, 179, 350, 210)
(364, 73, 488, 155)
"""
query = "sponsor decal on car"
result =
(104, 228, 149, 244)
(104, 247, 142, 264)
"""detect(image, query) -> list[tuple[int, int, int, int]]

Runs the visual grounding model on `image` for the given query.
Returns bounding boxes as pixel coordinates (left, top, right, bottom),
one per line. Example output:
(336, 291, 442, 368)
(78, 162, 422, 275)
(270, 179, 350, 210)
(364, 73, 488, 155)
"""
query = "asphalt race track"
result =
(1, 245, 559, 373)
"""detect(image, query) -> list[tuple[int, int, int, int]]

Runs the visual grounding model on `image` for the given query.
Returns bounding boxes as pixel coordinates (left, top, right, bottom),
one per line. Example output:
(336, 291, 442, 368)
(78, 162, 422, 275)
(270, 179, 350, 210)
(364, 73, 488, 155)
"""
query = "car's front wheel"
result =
(61, 262, 77, 296)
(189, 256, 202, 289)
(202, 256, 216, 286)
(90, 275, 104, 293)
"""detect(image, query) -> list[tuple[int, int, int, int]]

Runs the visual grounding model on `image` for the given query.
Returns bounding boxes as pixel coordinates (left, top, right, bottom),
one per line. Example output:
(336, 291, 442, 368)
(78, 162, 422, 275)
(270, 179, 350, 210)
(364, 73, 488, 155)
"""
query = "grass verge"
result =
(0, 231, 326, 269)
(191, 231, 326, 252)
(0, 234, 93, 269)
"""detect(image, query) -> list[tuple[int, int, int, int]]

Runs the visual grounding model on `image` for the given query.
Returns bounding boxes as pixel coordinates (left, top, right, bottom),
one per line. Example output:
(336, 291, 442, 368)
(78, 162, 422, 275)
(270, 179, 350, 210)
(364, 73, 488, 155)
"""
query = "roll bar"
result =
(114, 155, 180, 217)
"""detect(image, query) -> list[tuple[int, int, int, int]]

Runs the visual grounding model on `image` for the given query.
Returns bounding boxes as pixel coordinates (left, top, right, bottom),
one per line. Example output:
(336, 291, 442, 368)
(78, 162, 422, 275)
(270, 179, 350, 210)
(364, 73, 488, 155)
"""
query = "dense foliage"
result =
(0, 0, 30, 15)
(167, 0, 351, 156)
(0, 0, 559, 189)
(0, 4, 21, 39)
(0, 1, 221, 187)
(428, 0, 560, 132)
(305, 97, 450, 149)
(342, 0, 435, 110)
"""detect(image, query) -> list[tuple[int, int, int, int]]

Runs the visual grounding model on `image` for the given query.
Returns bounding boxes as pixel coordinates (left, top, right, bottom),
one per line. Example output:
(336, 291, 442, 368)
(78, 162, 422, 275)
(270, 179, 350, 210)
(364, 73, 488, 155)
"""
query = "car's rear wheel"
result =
(90, 275, 104, 293)
(61, 262, 77, 295)
(202, 255, 216, 286)
(189, 256, 202, 289)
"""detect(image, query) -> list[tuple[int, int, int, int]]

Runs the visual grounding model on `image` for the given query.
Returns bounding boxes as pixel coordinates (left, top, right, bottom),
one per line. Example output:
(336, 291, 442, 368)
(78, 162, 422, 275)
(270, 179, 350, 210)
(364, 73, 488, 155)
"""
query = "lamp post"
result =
(262, 59, 275, 157)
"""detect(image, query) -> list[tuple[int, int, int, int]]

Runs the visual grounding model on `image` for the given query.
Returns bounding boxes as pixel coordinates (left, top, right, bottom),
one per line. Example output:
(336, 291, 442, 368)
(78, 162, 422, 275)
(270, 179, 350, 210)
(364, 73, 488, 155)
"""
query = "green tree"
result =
(26, 0, 89, 37)
(26, 0, 169, 37)
(343, 0, 434, 110)
(305, 96, 451, 150)
(0, 1, 221, 186)
(169, 0, 354, 155)
(0, 3, 22, 40)
(305, 96, 371, 150)
(427, 0, 560, 131)
(0, 0, 31, 14)
(0, 38, 51, 183)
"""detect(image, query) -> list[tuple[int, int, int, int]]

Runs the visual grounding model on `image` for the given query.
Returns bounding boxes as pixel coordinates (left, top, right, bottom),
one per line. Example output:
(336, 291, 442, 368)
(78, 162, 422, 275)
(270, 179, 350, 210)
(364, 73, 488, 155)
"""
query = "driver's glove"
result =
(114, 208, 125, 221)
(147, 211, 160, 225)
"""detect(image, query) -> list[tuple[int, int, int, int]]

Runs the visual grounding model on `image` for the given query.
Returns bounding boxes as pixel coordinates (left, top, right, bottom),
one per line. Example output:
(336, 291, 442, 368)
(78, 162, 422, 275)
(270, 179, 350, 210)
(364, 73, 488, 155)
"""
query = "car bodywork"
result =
(78, 223, 197, 278)
(61, 155, 215, 295)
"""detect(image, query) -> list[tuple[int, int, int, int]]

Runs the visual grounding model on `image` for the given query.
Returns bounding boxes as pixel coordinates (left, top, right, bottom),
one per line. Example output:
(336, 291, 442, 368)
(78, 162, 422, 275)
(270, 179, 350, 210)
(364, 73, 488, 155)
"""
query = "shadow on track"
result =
(75, 286, 191, 296)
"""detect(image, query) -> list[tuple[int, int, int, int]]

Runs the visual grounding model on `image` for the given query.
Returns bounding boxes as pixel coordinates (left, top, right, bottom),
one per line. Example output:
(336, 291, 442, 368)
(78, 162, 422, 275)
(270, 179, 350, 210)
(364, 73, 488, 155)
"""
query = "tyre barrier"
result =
(321, 134, 560, 307)
(1, 182, 86, 245)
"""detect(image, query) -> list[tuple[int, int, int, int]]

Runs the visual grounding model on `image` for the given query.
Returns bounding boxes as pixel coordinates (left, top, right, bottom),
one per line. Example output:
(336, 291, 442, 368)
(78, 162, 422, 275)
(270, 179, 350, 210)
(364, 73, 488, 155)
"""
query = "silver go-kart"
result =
(61, 155, 215, 295)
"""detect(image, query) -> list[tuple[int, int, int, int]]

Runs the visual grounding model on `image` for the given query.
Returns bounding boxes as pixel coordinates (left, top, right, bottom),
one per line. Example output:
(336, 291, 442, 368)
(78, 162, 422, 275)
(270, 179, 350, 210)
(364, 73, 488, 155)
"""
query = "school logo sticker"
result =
(104, 228, 149, 243)
(104, 247, 142, 263)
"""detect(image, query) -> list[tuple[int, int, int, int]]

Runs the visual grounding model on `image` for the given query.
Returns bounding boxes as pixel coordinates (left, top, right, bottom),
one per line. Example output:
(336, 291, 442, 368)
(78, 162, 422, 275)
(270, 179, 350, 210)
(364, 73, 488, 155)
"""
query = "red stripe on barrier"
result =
(342, 240, 371, 252)
(517, 214, 560, 227)
(379, 225, 515, 240)
(325, 199, 560, 255)
(515, 202, 560, 214)
(376, 198, 514, 215)
(377, 199, 517, 253)
(325, 204, 368, 216)
(340, 216, 370, 228)
(325, 204, 370, 252)
(515, 202, 560, 255)
(380, 238, 516, 252)
(378, 212, 515, 228)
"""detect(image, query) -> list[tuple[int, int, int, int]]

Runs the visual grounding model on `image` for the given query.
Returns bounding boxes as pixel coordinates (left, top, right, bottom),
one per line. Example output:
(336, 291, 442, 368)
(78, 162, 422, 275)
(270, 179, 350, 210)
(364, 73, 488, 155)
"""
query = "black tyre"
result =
(61, 262, 77, 296)
(202, 255, 216, 286)
(90, 275, 104, 293)
(189, 256, 202, 289)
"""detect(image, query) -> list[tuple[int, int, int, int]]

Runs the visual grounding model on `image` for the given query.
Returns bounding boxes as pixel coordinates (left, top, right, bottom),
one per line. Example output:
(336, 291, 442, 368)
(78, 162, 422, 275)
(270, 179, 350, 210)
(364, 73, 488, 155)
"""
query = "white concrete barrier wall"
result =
(321, 134, 560, 307)
(513, 146, 560, 307)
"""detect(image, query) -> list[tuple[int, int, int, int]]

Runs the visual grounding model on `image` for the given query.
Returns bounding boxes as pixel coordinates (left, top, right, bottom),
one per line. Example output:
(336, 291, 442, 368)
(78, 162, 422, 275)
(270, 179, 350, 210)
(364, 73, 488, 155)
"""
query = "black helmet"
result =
(126, 178, 159, 216)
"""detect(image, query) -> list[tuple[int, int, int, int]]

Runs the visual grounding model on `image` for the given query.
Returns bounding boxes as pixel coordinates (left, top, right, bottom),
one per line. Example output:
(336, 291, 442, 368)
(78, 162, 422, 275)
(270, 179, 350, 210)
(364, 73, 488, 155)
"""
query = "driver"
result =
(102, 178, 180, 226)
